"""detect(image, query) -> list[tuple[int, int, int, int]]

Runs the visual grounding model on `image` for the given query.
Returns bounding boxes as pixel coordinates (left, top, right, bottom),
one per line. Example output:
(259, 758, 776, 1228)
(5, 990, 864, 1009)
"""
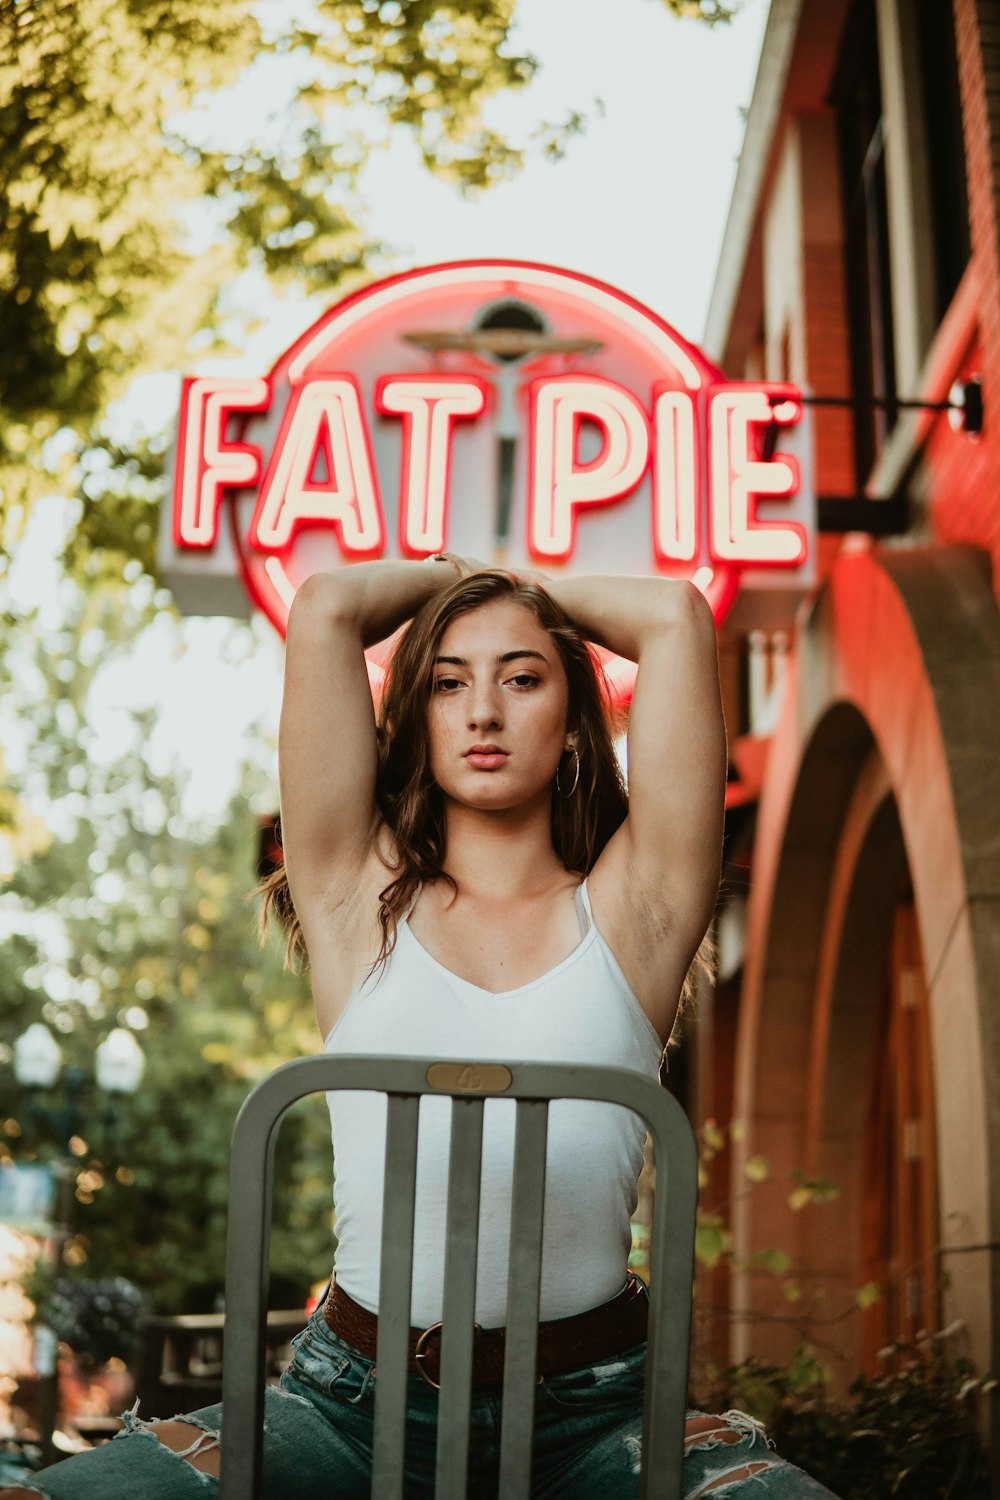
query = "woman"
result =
(5, 557, 837, 1498)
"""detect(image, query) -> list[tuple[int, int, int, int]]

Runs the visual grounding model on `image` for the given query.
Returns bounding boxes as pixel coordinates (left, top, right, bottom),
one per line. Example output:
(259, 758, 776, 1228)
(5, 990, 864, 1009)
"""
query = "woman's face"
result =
(427, 599, 575, 812)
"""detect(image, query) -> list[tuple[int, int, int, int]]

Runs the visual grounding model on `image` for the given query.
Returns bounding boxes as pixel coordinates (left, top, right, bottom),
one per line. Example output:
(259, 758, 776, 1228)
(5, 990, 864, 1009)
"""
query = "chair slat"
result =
(434, 1096, 485, 1498)
(498, 1099, 549, 1499)
(371, 1093, 421, 1500)
(640, 1112, 698, 1500)
(218, 1117, 278, 1500)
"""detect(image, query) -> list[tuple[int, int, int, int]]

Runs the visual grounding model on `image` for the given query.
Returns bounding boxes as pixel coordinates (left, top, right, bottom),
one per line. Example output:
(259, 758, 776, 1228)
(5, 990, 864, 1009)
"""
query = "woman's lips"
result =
(464, 750, 509, 770)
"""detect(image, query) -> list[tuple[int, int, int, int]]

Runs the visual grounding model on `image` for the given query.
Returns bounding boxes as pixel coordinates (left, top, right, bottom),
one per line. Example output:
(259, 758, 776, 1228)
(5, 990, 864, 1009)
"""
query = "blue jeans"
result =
(15, 1308, 839, 1497)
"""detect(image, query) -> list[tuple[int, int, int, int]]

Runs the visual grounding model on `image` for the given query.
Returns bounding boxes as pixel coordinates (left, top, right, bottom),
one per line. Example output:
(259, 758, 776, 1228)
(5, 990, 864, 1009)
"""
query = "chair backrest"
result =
(218, 1055, 698, 1500)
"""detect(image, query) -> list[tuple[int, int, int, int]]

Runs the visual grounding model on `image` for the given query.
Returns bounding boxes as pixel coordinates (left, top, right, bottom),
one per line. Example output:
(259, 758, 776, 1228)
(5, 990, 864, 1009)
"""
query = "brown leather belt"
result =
(323, 1276, 648, 1390)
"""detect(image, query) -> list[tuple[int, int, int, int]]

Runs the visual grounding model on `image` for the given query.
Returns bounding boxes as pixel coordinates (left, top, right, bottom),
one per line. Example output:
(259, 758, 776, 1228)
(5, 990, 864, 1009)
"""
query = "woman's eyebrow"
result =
(433, 650, 549, 666)
(498, 650, 549, 664)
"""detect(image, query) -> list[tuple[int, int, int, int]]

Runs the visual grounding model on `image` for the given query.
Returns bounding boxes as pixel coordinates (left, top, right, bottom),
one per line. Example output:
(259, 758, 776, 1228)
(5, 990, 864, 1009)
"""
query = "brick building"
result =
(695, 0, 1000, 1462)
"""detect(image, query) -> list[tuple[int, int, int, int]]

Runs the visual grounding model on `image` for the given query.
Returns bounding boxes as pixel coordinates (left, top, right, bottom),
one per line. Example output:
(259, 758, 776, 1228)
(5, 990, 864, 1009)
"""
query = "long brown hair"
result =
(256, 570, 715, 1038)
(374, 570, 630, 964)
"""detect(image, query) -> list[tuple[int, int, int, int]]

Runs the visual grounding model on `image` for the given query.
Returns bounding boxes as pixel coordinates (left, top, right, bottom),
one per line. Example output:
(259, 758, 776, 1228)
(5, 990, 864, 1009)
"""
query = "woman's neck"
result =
(439, 797, 566, 900)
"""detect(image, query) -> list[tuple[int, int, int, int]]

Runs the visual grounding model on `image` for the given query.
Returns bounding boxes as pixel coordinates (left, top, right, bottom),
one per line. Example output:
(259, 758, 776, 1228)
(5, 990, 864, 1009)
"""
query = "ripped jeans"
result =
(14, 1307, 839, 1498)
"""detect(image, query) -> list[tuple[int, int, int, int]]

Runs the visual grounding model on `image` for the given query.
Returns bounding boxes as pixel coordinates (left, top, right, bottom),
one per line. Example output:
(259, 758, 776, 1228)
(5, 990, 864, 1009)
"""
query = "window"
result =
(915, 2, 971, 322)
(830, 1, 971, 490)
(830, 0, 898, 490)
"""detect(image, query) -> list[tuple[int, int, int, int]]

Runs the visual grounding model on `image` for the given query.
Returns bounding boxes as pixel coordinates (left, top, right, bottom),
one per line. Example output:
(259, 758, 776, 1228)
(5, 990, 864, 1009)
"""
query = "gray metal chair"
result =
(218, 1056, 698, 1500)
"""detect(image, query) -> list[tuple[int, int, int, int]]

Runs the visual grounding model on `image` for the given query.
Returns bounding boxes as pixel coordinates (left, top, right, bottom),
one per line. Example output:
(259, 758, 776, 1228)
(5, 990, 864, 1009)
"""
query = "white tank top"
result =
(323, 881, 662, 1327)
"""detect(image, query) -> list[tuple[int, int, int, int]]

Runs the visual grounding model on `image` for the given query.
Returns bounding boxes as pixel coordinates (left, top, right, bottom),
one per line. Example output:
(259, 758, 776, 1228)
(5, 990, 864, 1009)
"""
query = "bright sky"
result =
(7, 0, 769, 825)
(360, 0, 768, 337)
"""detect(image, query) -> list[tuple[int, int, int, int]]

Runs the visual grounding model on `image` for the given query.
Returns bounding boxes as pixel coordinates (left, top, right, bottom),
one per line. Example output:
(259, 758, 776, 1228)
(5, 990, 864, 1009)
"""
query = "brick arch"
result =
(798, 752, 911, 1370)
(731, 544, 1000, 1398)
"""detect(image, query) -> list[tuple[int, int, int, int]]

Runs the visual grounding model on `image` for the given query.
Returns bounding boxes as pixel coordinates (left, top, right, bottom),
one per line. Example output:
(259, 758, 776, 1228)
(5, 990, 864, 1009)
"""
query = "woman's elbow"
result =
(649, 578, 716, 637)
(287, 571, 358, 631)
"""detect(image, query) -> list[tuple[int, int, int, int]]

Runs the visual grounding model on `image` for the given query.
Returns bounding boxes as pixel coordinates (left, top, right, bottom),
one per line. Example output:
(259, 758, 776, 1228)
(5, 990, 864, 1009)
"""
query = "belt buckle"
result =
(414, 1320, 483, 1389)
(414, 1321, 444, 1389)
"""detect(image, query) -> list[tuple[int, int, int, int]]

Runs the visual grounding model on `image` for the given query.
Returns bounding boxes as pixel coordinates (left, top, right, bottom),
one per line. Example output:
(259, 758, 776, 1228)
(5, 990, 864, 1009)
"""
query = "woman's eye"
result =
(508, 673, 539, 688)
(433, 676, 463, 692)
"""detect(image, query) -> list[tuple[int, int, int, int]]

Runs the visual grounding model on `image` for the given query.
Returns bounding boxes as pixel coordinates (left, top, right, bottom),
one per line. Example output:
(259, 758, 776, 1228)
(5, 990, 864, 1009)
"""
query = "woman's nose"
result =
(467, 685, 502, 728)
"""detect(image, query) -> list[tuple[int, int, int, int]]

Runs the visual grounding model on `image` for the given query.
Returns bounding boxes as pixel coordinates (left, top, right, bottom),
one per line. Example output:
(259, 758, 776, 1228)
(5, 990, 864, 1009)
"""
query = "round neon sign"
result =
(171, 260, 809, 693)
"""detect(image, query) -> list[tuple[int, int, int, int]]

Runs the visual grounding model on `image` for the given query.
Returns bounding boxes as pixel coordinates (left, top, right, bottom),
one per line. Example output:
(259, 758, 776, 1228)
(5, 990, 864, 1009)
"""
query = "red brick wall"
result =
(927, 1, 1000, 588)
(802, 240, 855, 496)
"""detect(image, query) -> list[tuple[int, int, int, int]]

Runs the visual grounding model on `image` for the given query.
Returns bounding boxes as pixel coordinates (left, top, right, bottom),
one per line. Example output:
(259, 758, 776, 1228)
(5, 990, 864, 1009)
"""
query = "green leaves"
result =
(753, 1247, 791, 1277)
(695, 1214, 731, 1269)
(701, 1337, 993, 1498)
(0, 591, 327, 1313)
(653, 0, 735, 21)
(788, 1172, 840, 1211)
(0, 0, 538, 581)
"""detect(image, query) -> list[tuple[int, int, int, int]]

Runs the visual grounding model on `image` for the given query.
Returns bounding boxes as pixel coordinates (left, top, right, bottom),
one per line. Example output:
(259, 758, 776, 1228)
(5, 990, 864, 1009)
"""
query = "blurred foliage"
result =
(680, 1119, 993, 1494)
(0, 582, 329, 1313)
(0, 0, 541, 581)
(631, 1117, 880, 1372)
(656, 0, 735, 19)
(691, 1117, 853, 1319)
(0, 0, 728, 587)
(699, 1337, 993, 1499)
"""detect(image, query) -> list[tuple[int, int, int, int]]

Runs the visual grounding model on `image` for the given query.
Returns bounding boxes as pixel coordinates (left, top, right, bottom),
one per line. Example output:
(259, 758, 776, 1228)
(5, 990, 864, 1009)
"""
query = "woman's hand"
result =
(511, 564, 551, 588)
(441, 553, 487, 577)
(436, 554, 551, 586)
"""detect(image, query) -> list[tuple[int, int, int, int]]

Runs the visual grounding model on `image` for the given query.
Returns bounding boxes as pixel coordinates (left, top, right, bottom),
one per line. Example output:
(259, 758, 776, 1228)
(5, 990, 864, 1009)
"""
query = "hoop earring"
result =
(556, 747, 580, 798)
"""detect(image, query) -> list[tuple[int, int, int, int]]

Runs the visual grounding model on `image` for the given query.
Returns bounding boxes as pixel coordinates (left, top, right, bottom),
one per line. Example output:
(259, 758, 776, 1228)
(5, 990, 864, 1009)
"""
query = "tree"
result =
(0, 0, 731, 582)
(0, 581, 327, 1312)
(0, 0, 540, 572)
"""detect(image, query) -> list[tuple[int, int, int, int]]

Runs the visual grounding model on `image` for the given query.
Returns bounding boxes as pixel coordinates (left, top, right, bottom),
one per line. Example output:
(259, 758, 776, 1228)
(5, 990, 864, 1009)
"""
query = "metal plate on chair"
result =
(425, 1062, 513, 1094)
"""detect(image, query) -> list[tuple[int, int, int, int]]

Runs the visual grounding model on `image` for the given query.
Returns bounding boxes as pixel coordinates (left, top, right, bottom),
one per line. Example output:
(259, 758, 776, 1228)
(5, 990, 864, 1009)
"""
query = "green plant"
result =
(698, 1336, 993, 1499)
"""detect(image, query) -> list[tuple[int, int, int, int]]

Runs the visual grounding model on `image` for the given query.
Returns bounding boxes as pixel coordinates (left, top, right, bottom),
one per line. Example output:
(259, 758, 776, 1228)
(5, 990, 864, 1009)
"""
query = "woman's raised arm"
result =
(278, 558, 459, 927)
(542, 574, 727, 1033)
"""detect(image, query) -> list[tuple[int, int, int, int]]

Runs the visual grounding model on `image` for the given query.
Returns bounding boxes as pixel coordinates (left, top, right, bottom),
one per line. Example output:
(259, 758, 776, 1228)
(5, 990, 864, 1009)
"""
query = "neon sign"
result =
(375, 375, 489, 556)
(166, 261, 814, 644)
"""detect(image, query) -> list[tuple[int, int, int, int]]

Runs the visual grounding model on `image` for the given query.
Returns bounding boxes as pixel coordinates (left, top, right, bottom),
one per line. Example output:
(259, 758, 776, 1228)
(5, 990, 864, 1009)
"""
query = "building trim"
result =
(703, 0, 804, 361)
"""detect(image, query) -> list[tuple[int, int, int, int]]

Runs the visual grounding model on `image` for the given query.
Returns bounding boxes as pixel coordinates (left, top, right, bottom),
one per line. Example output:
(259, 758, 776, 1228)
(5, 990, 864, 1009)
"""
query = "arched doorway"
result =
(861, 887, 940, 1363)
(790, 743, 941, 1376)
(730, 545, 999, 1401)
